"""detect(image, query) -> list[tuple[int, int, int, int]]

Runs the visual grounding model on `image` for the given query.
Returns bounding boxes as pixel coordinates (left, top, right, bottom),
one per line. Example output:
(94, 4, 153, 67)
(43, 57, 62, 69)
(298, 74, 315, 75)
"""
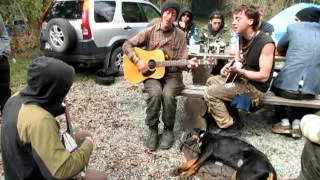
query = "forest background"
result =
(0, 0, 319, 56)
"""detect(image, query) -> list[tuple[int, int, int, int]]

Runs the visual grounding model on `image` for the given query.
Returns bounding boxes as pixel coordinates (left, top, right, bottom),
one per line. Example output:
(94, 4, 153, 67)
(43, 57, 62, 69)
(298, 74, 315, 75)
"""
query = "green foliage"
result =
(9, 57, 32, 92)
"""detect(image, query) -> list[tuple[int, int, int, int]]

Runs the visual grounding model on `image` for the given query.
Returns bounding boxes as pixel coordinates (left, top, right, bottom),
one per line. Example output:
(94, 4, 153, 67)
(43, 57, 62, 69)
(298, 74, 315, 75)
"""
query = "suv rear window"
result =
(94, 1, 116, 22)
(122, 2, 145, 23)
(45, 1, 83, 22)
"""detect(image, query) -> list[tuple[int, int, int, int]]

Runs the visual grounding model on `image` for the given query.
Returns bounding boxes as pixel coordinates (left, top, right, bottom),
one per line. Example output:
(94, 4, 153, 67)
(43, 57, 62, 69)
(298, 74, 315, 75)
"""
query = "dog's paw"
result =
(170, 168, 182, 176)
(181, 169, 196, 177)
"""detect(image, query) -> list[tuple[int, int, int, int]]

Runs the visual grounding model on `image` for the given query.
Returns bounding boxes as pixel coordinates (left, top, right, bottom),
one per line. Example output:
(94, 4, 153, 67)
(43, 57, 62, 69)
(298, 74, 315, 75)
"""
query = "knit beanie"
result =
(296, 7, 320, 22)
(161, 0, 180, 19)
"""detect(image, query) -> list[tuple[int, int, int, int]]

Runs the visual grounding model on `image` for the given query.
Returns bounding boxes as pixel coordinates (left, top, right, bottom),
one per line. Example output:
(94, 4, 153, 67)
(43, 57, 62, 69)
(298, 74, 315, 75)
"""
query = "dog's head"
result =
(179, 128, 206, 160)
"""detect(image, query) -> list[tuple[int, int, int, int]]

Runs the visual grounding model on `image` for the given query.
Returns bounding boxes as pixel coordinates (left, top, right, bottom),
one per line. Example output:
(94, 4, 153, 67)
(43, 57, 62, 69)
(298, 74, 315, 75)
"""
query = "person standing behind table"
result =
(122, 0, 198, 151)
(1, 57, 94, 179)
(271, 7, 320, 139)
(204, 4, 275, 136)
(205, 11, 225, 38)
(256, 5, 274, 35)
(0, 14, 11, 114)
(176, 6, 197, 44)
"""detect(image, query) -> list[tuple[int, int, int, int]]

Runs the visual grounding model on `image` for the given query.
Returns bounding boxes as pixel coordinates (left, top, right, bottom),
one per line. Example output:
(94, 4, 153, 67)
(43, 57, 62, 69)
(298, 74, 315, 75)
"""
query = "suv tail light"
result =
(82, 0, 92, 40)
(38, 1, 53, 29)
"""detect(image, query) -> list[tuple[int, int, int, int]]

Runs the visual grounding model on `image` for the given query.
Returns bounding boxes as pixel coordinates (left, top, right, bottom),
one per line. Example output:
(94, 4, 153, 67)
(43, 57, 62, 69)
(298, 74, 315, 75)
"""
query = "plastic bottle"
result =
(189, 35, 195, 45)
(193, 25, 200, 43)
(229, 32, 239, 55)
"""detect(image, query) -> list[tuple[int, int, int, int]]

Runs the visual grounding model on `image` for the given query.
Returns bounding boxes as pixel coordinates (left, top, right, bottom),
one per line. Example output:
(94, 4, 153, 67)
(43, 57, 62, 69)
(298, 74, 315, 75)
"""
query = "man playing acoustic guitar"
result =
(204, 5, 275, 135)
(122, 0, 198, 151)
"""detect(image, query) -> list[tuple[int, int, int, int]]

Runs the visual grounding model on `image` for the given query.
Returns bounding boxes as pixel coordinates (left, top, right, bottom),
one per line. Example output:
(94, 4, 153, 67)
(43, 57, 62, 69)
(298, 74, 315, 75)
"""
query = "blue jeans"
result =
(143, 73, 184, 130)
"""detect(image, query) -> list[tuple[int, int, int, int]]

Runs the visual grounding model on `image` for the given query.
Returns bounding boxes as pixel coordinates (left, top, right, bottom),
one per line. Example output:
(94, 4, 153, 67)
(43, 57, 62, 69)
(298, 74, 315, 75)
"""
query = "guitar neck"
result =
(156, 59, 214, 67)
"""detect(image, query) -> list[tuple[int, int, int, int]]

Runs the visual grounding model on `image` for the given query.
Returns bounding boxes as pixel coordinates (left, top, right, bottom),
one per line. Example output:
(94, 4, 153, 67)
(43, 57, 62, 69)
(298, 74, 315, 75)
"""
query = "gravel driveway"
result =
(63, 72, 306, 180)
(1, 72, 305, 179)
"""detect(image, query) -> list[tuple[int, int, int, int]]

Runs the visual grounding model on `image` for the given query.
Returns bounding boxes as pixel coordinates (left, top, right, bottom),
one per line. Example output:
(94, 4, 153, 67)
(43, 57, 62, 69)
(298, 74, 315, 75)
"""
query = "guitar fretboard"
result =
(156, 59, 215, 67)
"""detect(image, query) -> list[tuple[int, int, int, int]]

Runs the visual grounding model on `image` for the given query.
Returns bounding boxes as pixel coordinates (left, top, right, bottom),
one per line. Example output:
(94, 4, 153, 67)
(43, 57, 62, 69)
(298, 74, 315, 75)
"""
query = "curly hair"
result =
(233, 4, 260, 31)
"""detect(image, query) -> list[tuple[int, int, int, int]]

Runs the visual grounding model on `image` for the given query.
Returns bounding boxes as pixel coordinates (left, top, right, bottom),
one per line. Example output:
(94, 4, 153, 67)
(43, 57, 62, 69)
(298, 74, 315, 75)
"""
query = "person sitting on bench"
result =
(204, 5, 275, 136)
(271, 7, 320, 139)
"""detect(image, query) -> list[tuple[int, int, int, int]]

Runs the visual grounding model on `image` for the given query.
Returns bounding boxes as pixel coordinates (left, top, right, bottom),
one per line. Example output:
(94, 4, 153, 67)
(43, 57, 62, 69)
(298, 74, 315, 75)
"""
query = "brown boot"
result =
(144, 127, 158, 151)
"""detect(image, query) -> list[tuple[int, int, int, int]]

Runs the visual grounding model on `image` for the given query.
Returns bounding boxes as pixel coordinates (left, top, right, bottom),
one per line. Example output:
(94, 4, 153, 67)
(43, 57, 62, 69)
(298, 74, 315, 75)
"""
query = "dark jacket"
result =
(1, 57, 93, 180)
(177, 7, 196, 44)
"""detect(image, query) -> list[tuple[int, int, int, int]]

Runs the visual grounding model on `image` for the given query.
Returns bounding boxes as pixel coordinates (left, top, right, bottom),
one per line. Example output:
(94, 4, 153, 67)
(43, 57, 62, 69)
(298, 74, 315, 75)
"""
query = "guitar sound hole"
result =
(148, 59, 156, 69)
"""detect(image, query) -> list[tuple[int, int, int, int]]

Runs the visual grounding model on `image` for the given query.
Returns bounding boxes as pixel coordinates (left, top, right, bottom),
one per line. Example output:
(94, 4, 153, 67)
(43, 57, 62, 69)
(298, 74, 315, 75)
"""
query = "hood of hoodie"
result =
(177, 7, 194, 28)
(19, 57, 75, 116)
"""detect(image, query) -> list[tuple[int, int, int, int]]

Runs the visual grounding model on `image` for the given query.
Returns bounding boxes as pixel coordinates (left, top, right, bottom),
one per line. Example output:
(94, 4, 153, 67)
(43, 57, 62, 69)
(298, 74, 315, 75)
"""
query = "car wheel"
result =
(46, 18, 76, 53)
(110, 46, 123, 75)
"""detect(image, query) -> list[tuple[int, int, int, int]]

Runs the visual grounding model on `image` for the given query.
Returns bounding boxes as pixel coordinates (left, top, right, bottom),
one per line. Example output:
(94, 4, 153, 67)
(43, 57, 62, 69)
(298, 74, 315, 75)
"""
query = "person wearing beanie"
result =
(122, 0, 198, 151)
(1, 57, 94, 179)
(295, 6, 320, 22)
(296, 114, 320, 180)
(271, 7, 320, 139)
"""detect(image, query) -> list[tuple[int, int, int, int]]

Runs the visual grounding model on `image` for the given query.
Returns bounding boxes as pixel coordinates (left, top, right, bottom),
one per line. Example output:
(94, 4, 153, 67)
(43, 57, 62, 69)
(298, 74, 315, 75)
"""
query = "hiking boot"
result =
(159, 130, 174, 150)
(144, 127, 159, 151)
(216, 123, 241, 137)
(291, 119, 302, 139)
(272, 122, 291, 134)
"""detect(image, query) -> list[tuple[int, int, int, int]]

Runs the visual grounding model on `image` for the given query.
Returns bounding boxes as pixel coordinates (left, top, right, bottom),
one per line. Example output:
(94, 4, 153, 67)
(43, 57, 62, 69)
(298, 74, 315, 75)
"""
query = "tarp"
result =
(268, 3, 320, 43)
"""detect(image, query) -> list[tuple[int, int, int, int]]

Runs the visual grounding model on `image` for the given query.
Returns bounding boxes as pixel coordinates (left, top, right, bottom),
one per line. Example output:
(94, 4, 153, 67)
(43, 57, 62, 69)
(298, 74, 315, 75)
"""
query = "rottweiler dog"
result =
(172, 129, 277, 180)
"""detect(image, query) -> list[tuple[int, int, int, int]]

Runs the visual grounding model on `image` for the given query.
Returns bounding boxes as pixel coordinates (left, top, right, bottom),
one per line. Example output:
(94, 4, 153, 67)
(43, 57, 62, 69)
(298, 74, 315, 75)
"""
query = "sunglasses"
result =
(182, 13, 191, 17)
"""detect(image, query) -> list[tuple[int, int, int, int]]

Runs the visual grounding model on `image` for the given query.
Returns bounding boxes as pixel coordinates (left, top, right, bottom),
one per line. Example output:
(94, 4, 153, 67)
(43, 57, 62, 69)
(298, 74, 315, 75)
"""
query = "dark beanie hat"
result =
(161, 0, 180, 19)
(296, 7, 320, 22)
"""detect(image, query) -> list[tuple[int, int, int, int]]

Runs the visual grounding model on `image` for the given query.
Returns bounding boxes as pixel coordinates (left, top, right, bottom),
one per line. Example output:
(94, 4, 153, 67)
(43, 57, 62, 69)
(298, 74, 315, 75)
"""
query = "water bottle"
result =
(193, 25, 200, 43)
(189, 35, 195, 45)
(229, 32, 239, 55)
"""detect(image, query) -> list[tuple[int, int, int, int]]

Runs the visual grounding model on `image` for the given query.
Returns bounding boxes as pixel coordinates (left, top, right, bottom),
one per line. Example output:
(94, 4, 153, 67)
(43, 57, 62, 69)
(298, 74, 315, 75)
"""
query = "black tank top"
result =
(243, 33, 274, 92)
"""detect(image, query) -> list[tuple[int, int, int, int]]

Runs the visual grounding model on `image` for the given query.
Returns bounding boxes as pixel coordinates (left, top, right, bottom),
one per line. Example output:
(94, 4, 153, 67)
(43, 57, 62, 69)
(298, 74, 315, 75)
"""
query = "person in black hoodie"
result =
(1, 57, 94, 180)
(177, 7, 196, 44)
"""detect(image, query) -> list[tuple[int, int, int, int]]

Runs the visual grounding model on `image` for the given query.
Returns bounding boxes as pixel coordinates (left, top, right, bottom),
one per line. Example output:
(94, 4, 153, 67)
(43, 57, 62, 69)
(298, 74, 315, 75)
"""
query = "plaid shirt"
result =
(122, 23, 188, 73)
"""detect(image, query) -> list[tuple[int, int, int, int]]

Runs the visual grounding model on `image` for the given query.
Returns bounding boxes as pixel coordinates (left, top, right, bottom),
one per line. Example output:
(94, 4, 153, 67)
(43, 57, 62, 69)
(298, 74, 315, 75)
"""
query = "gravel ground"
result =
(1, 72, 306, 180)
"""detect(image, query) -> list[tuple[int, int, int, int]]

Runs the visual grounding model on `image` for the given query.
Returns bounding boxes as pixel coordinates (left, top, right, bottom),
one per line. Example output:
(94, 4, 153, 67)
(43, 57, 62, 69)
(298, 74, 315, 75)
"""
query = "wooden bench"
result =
(181, 85, 320, 130)
(182, 85, 320, 108)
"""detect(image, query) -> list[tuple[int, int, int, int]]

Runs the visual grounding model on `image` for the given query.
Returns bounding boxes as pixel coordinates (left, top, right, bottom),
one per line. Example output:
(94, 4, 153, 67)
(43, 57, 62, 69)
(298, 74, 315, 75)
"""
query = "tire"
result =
(95, 68, 119, 77)
(109, 46, 123, 75)
(94, 75, 115, 86)
(46, 18, 76, 53)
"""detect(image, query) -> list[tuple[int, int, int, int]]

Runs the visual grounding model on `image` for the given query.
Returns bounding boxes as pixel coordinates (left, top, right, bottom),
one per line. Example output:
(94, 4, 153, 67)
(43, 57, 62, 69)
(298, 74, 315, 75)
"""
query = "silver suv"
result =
(39, 0, 160, 71)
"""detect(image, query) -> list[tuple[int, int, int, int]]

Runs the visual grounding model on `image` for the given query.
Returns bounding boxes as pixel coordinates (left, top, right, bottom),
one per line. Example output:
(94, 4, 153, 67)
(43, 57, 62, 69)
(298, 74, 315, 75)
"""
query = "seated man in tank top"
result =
(204, 4, 275, 136)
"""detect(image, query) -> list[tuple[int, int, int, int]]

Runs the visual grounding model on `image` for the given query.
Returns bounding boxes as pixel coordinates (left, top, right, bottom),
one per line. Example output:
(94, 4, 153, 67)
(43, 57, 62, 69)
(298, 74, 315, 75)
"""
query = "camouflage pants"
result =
(204, 75, 264, 128)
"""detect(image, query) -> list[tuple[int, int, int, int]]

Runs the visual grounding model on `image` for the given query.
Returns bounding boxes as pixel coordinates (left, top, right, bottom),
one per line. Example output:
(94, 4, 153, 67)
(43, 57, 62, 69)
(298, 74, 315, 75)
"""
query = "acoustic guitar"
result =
(123, 47, 216, 84)
(225, 59, 244, 83)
